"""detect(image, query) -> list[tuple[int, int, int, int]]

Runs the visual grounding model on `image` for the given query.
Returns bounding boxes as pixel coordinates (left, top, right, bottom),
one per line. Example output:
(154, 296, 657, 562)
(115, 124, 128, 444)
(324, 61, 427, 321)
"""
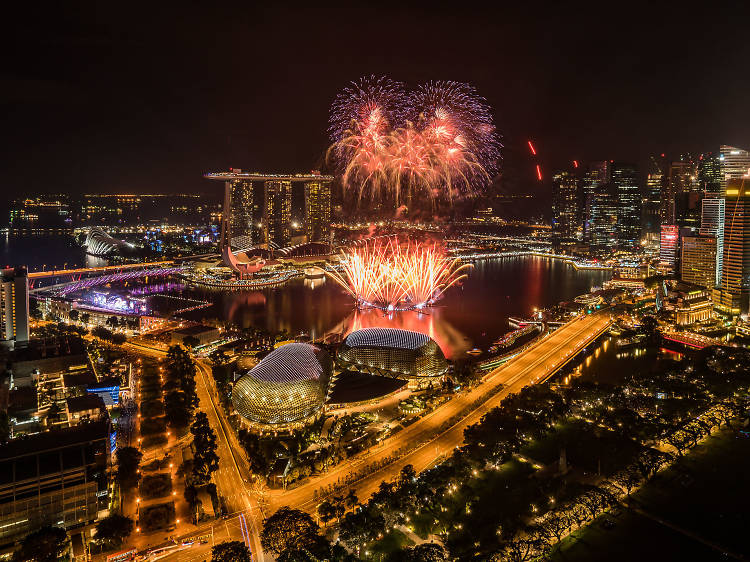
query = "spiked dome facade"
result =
(337, 328, 448, 388)
(232, 343, 332, 429)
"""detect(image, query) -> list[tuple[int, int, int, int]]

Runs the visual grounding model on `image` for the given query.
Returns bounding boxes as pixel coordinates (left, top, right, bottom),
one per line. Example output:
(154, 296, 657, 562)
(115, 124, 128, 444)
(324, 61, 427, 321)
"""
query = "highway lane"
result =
(267, 313, 612, 513)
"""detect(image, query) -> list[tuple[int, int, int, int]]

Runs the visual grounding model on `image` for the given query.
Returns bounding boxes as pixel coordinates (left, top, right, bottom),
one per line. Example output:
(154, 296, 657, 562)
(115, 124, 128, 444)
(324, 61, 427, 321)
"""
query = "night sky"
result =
(3, 2, 750, 196)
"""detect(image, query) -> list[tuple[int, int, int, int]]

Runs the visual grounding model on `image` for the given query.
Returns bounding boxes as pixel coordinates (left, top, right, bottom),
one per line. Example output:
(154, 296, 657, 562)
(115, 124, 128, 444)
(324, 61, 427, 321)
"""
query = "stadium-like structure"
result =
(337, 328, 448, 388)
(82, 227, 132, 256)
(232, 343, 331, 429)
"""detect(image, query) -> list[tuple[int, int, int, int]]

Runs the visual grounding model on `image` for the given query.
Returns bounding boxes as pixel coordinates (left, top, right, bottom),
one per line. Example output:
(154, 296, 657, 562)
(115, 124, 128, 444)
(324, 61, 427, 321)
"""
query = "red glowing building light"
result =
(527, 140, 537, 156)
(536, 165, 543, 181)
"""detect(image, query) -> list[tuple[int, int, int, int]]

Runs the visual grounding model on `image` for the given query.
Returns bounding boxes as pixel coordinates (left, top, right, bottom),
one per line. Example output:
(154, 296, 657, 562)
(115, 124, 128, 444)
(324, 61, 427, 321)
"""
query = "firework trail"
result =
(326, 238, 471, 310)
(328, 76, 500, 204)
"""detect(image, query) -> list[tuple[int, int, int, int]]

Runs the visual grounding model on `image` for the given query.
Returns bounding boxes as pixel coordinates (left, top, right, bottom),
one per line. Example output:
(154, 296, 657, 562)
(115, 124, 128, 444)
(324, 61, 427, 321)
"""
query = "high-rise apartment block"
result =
(1, 267, 29, 350)
(681, 235, 717, 289)
(304, 180, 332, 243)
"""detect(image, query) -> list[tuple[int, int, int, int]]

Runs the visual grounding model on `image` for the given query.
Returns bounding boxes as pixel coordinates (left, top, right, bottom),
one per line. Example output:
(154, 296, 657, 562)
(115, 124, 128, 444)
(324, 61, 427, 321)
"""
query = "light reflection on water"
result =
(180, 256, 611, 358)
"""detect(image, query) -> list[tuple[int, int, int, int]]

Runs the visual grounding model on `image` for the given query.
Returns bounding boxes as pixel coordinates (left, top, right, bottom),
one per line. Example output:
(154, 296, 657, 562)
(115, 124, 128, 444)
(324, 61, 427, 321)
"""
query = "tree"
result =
(116, 446, 143, 489)
(190, 412, 219, 485)
(95, 514, 134, 549)
(401, 543, 448, 561)
(211, 540, 251, 562)
(261, 507, 322, 556)
(13, 525, 69, 562)
(344, 488, 358, 509)
(612, 467, 642, 497)
(634, 448, 673, 480)
(68, 309, 79, 322)
(498, 538, 541, 562)
(80, 312, 91, 325)
(317, 501, 336, 527)
(106, 315, 119, 329)
(164, 390, 193, 428)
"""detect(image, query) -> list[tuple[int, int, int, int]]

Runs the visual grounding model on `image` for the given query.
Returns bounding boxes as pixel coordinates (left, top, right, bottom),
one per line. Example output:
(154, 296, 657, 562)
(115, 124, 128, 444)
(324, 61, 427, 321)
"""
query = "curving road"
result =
(267, 313, 612, 513)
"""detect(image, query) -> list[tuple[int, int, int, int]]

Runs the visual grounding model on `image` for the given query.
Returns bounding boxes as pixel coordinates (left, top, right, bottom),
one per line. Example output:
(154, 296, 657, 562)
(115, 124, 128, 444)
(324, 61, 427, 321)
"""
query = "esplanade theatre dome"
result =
(232, 343, 331, 428)
(337, 328, 448, 381)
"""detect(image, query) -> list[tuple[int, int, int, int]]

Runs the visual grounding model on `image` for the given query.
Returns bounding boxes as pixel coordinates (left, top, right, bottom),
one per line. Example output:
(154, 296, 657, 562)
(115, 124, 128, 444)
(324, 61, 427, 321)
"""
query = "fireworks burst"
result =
(327, 238, 471, 311)
(328, 76, 500, 204)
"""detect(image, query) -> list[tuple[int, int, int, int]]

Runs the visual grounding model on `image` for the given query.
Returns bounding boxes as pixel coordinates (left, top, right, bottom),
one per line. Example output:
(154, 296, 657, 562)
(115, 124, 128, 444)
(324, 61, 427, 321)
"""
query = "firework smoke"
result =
(328, 76, 500, 204)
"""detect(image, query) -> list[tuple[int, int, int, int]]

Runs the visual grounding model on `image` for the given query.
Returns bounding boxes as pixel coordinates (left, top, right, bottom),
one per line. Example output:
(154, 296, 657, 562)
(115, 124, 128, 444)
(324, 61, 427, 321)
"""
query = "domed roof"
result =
(249, 343, 324, 384)
(343, 328, 429, 350)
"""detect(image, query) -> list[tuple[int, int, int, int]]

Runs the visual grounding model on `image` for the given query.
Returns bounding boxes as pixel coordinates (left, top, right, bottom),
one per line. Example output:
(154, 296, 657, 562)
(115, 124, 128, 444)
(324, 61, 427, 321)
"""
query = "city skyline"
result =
(3, 4, 750, 196)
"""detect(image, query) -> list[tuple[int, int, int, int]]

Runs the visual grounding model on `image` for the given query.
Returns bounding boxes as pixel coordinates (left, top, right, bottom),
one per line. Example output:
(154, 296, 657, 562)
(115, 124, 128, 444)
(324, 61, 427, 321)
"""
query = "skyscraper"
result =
(304, 180, 332, 243)
(551, 170, 579, 244)
(610, 162, 641, 249)
(264, 180, 292, 248)
(228, 179, 259, 251)
(714, 179, 750, 316)
(700, 198, 725, 286)
(589, 181, 618, 255)
(644, 156, 664, 236)
(660, 225, 679, 269)
(697, 153, 722, 194)
(720, 145, 750, 196)
(582, 161, 609, 244)
(681, 235, 717, 289)
(1, 267, 29, 349)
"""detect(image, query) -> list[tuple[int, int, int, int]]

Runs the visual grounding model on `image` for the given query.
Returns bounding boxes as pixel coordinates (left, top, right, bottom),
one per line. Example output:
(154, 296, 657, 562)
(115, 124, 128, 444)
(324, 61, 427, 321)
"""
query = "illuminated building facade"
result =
(1, 268, 29, 350)
(720, 145, 750, 196)
(644, 155, 664, 236)
(0, 422, 110, 545)
(337, 328, 448, 389)
(674, 287, 714, 325)
(304, 180, 332, 243)
(582, 161, 609, 243)
(660, 225, 679, 269)
(232, 343, 331, 429)
(589, 181, 618, 255)
(206, 171, 334, 274)
(714, 179, 750, 316)
(680, 235, 717, 289)
(700, 198, 725, 286)
(552, 171, 578, 244)
(611, 162, 641, 249)
(228, 179, 260, 251)
(698, 153, 722, 194)
(264, 180, 292, 249)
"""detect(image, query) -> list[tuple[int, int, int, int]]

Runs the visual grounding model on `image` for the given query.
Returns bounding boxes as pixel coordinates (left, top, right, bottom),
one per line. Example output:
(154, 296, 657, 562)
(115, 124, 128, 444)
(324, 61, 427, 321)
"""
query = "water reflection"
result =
(184, 256, 610, 358)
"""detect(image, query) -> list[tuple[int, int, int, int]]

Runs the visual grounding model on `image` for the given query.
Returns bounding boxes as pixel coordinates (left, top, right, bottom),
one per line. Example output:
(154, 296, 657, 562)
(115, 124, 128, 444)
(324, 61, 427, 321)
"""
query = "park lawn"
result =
(549, 506, 723, 562)
(430, 459, 549, 559)
(520, 419, 641, 476)
(367, 528, 414, 561)
(631, 428, 750, 557)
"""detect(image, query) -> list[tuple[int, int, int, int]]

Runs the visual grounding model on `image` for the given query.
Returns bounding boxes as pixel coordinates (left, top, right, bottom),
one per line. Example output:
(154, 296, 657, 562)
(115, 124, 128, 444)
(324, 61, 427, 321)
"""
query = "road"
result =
(122, 344, 266, 562)
(123, 313, 610, 560)
(266, 313, 612, 513)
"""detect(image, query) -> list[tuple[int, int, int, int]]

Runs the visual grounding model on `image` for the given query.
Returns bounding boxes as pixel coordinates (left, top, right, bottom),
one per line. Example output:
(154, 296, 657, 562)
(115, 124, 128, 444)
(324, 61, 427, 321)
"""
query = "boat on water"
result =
(466, 348, 482, 356)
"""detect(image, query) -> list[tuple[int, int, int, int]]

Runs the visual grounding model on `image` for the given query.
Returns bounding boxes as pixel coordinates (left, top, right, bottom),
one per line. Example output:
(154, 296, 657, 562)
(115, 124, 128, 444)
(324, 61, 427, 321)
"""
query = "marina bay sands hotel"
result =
(204, 170, 334, 273)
